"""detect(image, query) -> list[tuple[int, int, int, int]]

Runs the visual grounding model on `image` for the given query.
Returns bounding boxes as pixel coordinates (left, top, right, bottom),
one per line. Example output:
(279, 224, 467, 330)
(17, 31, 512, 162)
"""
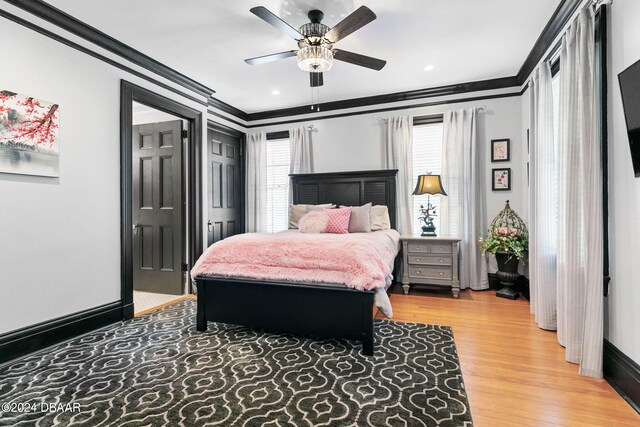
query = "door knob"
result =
(132, 223, 139, 235)
(208, 220, 213, 232)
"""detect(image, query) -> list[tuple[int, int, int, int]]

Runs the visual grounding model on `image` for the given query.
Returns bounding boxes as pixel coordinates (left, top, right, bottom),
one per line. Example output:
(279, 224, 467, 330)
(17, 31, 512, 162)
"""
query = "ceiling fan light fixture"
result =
(297, 45, 334, 72)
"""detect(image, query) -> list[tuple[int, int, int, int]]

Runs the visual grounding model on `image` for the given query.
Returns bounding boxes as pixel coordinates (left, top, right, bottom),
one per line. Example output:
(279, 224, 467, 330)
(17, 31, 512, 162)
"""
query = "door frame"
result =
(120, 80, 203, 320)
(206, 120, 246, 243)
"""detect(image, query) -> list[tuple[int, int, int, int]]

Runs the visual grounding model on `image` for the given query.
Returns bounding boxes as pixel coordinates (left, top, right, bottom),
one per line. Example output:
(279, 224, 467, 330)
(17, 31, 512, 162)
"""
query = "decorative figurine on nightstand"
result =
(412, 172, 447, 236)
(417, 203, 438, 236)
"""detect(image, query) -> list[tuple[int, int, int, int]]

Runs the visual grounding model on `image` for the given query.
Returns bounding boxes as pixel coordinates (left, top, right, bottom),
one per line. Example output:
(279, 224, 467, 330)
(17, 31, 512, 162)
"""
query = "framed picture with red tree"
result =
(0, 90, 60, 177)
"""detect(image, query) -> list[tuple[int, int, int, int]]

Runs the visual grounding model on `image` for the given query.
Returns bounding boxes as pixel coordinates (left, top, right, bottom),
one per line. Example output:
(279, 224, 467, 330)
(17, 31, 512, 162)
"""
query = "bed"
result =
(192, 169, 399, 355)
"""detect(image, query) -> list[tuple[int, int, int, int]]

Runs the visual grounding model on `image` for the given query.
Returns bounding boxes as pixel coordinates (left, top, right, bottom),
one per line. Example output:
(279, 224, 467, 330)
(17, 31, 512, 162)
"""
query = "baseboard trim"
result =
(604, 339, 640, 414)
(0, 302, 123, 364)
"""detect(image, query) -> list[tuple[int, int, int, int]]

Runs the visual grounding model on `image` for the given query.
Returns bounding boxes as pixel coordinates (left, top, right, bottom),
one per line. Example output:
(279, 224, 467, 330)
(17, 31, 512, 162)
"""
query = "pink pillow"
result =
(325, 207, 352, 234)
(299, 211, 328, 233)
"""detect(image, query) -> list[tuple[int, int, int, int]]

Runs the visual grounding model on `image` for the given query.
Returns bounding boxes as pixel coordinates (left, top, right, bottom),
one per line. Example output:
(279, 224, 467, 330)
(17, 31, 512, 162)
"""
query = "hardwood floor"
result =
(134, 293, 191, 317)
(378, 285, 640, 426)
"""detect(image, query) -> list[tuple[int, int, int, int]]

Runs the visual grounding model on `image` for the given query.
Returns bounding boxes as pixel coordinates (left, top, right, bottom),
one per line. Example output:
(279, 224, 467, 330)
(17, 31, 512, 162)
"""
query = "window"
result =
(412, 121, 445, 236)
(265, 137, 291, 233)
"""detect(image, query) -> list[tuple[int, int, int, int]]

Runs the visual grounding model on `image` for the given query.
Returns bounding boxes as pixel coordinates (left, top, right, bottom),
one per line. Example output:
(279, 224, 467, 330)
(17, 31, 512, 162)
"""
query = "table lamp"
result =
(412, 172, 447, 236)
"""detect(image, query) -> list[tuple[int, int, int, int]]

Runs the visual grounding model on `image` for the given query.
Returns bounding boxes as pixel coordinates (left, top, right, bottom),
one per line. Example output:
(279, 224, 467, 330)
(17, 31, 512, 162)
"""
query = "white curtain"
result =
(246, 132, 267, 233)
(382, 116, 413, 235)
(289, 127, 313, 174)
(441, 109, 488, 290)
(529, 62, 558, 331)
(557, 6, 603, 378)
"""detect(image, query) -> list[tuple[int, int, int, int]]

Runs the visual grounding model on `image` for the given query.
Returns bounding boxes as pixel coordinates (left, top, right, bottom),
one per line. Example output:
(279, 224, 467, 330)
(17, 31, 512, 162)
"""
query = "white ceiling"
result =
(45, 0, 561, 113)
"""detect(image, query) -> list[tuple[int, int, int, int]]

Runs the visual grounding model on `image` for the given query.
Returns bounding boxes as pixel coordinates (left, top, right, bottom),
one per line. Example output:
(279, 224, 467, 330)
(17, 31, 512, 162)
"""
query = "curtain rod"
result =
(593, 0, 612, 8)
(544, 0, 611, 66)
(376, 105, 486, 121)
(307, 124, 318, 133)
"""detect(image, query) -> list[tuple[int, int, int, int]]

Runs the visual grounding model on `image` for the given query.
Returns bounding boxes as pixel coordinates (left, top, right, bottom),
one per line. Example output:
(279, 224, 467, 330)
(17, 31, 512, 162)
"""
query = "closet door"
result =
(207, 124, 245, 245)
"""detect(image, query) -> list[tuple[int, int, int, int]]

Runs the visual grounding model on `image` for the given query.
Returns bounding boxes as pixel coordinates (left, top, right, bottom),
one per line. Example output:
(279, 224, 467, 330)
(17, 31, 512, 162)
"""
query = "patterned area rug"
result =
(0, 300, 472, 426)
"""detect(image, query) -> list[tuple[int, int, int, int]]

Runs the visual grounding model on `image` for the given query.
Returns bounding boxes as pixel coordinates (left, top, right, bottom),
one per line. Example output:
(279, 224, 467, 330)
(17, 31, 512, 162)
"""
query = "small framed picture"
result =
(491, 139, 510, 162)
(492, 168, 511, 191)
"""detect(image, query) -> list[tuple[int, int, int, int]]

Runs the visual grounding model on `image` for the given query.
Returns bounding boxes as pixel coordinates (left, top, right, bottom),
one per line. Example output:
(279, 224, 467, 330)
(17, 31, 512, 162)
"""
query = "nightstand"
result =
(401, 236, 461, 298)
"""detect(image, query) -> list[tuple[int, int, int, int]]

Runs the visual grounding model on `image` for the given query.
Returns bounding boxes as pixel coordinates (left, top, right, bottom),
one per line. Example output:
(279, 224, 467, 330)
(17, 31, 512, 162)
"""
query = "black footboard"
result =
(195, 277, 376, 356)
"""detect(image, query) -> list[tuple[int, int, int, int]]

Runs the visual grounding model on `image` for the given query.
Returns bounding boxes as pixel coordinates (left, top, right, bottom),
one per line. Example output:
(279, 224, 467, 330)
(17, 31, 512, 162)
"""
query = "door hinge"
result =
(182, 129, 188, 139)
(182, 263, 189, 272)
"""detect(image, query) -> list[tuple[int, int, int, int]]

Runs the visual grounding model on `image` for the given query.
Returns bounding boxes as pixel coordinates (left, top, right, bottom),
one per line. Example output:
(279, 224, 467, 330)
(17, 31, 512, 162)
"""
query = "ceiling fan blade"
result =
(245, 51, 297, 65)
(250, 6, 303, 40)
(310, 72, 324, 87)
(325, 6, 376, 43)
(333, 50, 386, 71)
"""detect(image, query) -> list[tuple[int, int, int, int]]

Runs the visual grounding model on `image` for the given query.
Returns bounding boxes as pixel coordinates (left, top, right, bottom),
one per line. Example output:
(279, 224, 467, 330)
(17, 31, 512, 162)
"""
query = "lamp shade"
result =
(412, 174, 447, 196)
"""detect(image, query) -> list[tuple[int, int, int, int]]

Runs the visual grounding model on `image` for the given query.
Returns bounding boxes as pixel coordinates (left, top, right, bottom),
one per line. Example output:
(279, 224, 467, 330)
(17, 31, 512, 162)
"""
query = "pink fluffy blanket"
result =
(191, 230, 400, 291)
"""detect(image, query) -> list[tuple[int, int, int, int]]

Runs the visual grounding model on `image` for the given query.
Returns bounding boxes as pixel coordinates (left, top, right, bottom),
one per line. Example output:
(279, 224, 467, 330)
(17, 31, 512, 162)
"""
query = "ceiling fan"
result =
(244, 5, 387, 87)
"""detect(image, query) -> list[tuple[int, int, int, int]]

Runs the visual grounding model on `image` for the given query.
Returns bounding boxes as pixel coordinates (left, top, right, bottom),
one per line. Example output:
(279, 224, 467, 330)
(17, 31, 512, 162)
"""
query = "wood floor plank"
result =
(379, 285, 640, 426)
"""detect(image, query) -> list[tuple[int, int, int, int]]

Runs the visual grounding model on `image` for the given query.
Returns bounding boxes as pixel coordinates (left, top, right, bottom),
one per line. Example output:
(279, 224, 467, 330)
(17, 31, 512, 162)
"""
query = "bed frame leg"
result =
(196, 280, 207, 332)
(362, 296, 374, 356)
(362, 335, 374, 356)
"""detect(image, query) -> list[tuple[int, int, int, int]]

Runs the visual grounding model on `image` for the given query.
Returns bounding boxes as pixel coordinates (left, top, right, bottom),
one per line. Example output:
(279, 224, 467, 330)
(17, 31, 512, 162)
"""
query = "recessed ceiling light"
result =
(272, 89, 280, 95)
(424, 65, 435, 72)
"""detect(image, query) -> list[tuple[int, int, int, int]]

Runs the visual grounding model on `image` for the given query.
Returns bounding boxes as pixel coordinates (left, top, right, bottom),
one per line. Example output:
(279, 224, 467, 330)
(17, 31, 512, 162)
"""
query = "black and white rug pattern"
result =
(0, 300, 472, 426)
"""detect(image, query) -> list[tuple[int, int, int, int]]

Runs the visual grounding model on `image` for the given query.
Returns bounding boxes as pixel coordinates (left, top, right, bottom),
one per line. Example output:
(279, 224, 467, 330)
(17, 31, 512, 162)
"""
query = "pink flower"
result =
(498, 228, 508, 235)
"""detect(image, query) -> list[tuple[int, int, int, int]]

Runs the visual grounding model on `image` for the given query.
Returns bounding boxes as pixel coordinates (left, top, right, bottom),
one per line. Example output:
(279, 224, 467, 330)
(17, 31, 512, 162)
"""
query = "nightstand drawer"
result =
(409, 255, 452, 266)
(408, 266, 452, 280)
(430, 244, 453, 254)
(408, 243, 429, 253)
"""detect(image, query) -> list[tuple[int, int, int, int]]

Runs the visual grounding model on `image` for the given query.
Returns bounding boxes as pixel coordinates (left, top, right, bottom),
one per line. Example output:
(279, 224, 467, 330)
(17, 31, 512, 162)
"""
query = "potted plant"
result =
(480, 201, 528, 299)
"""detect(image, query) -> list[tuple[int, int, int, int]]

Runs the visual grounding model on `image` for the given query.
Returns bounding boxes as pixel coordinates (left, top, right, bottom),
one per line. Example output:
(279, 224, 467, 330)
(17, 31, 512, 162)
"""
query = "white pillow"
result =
(370, 205, 391, 231)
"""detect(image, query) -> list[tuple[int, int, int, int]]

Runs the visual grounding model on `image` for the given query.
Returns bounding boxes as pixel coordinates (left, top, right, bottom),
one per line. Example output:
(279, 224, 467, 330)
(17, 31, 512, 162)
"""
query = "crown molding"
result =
(207, 98, 248, 121)
(4, 0, 215, 98)
(246, 91, 520, 128)
(246, 76, 519, 122)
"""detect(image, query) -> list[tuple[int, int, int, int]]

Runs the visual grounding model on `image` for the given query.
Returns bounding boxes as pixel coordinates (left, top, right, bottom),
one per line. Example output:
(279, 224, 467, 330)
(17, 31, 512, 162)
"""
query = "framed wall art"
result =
(492, 168, 511, 191)
(491, 138, 510, 162)
(0, 90, 60, 177)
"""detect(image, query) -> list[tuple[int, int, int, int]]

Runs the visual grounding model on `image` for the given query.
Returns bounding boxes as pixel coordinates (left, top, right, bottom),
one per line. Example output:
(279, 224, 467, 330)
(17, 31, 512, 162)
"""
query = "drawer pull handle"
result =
(438, 259, 444, 263)
(416, 270, 421, 274)
(415, 258, 421, 262)
(438, 272, 444, 276)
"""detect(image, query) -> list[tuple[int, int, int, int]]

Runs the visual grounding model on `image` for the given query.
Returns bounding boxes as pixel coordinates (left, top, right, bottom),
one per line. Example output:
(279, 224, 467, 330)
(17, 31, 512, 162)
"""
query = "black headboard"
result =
(290, 169, 398, 229)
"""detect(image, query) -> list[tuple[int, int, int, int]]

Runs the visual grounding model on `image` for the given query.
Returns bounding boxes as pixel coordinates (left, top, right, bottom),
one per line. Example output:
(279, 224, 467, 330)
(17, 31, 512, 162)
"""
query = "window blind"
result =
(265, 138, 291, 233)
(412, 123, 444, 236)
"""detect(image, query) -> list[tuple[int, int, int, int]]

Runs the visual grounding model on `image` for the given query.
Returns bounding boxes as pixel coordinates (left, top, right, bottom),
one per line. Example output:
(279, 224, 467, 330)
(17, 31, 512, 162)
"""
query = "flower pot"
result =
(495, 251, 520, 299)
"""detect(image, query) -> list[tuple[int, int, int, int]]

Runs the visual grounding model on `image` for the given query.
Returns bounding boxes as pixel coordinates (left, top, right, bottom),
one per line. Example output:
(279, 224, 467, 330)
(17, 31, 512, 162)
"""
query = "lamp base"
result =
(421, 225, 437, 237)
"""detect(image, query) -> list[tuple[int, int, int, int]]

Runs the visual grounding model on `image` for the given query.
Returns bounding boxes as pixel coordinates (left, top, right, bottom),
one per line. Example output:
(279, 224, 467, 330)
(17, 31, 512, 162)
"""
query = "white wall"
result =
(606, 0, 640, 363)
(250, 94, 524, 241)
(0, 11, 218, 334)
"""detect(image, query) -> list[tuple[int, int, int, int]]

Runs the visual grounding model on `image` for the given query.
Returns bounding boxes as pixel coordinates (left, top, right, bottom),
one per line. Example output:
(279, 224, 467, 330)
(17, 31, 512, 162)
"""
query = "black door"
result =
(132, 120, 183, 295)
(207, 124, 244, 245)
